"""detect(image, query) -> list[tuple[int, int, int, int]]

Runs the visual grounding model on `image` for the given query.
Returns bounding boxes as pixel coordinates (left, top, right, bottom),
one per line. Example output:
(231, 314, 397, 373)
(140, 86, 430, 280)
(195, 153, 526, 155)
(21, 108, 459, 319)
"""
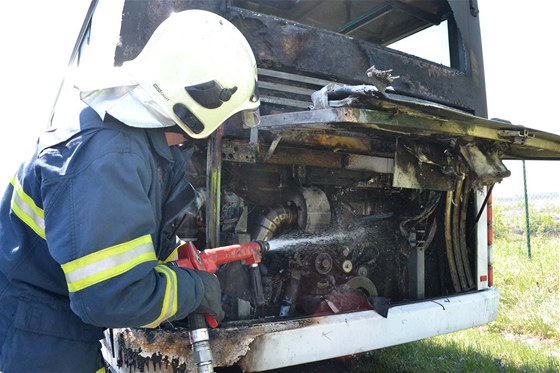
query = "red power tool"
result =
(177, 240, 269, 275)
(176, 240, 270, 373)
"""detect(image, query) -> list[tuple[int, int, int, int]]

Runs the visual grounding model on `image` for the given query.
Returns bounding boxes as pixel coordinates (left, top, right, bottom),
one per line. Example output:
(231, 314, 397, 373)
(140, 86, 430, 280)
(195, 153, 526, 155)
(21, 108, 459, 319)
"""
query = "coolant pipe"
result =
(254, 205, 298, 241)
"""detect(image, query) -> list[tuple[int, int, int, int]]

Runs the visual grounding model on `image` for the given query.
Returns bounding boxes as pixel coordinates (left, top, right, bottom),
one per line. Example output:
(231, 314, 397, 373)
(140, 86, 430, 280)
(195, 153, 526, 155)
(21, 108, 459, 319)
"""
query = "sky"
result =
(0, 0, 558, 199)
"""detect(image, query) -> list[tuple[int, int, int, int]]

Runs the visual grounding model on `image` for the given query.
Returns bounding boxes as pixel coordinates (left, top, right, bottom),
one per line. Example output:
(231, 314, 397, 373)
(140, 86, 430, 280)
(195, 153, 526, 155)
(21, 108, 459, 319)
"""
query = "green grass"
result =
(350, 327, 560, 372)
(491, 236, 559, 344)
(348, 203, 560, 372)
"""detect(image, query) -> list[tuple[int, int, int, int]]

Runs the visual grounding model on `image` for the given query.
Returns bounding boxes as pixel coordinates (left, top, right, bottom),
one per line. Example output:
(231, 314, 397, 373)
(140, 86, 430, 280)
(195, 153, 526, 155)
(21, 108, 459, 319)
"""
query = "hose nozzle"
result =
(255, 240, 270, 254)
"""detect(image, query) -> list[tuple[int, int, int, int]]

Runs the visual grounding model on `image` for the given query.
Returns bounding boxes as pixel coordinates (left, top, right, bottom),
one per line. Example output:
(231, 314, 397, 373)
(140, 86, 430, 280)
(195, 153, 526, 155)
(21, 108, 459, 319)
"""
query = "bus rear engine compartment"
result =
(178, 123, 510, 324)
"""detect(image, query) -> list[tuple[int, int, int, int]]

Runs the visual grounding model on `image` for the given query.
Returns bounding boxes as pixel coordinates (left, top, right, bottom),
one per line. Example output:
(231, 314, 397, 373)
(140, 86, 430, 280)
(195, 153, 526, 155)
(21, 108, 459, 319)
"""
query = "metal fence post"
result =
(522, 160, 532, 260)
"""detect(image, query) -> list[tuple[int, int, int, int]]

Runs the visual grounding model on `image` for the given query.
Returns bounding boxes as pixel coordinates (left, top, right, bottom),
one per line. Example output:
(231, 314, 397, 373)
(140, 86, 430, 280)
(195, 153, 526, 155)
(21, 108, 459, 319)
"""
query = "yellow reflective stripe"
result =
(10, 176, 45, 239)
(95, 368, 106, 373)
(142, 265, 178, 328)
(62, 234, 156, 292)
(161, 243, 181, 263)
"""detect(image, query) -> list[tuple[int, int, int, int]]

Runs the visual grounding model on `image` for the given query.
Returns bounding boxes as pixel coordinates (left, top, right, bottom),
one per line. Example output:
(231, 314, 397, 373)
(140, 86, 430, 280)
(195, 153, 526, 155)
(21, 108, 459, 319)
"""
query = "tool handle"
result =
(189, 312, 219, 329)
(205, 314, 219, 328)
(189, 313, 208, 330)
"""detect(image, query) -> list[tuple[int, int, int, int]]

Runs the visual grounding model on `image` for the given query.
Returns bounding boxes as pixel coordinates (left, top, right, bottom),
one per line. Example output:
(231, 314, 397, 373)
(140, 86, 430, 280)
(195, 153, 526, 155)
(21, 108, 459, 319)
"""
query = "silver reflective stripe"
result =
(10, 176, 45, 239)
(62, 235, 156, 292)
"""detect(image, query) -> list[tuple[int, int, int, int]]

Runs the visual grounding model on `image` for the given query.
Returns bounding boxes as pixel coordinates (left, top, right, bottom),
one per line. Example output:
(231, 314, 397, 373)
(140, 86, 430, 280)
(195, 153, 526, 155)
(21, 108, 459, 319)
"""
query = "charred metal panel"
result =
(447, 1, 486, 110)
(104, 320, 307, 372)
(258, 107, 560, 160)
(222, 138, 394, 173)
(393, 139, 457, 191)
(117, 0, 488, 115)
(227, 8, 485, 115)
(231, 0, 452, 46)
(459, 143, 511, 188)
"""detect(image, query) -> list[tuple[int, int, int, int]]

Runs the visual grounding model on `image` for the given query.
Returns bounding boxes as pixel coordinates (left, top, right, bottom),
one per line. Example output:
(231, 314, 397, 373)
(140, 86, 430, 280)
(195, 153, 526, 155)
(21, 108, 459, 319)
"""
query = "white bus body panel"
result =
(103, 288, 499, 372)
(239, 289, 499, 371)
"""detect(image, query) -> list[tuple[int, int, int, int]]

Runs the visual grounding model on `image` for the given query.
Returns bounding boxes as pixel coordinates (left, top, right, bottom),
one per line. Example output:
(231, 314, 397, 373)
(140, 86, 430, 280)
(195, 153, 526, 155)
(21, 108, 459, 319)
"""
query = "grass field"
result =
(348, 201, 560, 373)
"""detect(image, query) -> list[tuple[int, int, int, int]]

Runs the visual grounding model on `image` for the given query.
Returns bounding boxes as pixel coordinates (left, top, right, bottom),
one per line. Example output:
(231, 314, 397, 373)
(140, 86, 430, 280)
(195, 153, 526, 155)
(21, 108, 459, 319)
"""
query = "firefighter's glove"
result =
(194, 271, 225, 324)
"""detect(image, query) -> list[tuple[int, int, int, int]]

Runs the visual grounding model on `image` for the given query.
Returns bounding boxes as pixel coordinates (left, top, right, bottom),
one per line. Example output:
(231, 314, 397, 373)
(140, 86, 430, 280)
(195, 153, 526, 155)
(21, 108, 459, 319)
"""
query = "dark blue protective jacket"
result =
(0, 102, 203, 372)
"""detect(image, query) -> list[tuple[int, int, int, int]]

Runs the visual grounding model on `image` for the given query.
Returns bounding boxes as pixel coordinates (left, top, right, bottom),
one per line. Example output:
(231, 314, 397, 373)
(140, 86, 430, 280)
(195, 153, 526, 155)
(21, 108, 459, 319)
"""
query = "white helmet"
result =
(78, 9, 260, 138)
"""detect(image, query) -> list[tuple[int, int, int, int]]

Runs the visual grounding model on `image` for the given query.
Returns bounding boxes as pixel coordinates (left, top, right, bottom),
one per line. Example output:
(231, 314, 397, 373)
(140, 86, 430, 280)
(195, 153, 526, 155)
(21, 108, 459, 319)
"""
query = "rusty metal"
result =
(263, 134, 282, 163)
(277, 131, 373, 154)
(393, 139, 456, 191)
(498, 129, 534, 145)
(108, 319, 312, 372)
(222, 138, 394, 174)
(258, 107, 560, 160)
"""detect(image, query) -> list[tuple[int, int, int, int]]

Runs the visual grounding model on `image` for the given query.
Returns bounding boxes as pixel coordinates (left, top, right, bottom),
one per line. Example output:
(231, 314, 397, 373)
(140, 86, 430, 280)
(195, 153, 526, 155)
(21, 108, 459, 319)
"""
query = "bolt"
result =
(357, 266, 368, 276)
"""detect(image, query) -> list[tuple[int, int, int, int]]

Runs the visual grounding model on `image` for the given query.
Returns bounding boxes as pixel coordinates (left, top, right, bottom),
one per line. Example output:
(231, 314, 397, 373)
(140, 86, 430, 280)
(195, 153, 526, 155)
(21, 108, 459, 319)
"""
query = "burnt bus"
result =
(54, 0, 560, 371)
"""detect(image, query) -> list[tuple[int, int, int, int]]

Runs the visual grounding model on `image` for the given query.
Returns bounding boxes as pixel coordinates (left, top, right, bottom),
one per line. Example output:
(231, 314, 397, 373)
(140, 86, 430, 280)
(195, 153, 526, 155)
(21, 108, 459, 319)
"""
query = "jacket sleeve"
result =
(41, 141, 202, 328)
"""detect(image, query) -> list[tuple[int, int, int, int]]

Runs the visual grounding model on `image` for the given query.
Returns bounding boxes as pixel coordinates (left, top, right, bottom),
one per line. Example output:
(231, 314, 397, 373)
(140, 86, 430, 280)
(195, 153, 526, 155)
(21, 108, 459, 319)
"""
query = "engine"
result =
(174, 112, 504, 323)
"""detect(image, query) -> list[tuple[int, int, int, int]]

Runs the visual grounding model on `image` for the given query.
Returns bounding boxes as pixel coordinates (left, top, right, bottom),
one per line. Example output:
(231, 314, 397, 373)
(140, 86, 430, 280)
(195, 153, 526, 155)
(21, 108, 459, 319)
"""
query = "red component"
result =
(176, 242, 209, 271)
(300, 287, 374, 316)
(205, 314, 219, 328)
(176, 241, 265, 274)
(480, 275, 488, 282)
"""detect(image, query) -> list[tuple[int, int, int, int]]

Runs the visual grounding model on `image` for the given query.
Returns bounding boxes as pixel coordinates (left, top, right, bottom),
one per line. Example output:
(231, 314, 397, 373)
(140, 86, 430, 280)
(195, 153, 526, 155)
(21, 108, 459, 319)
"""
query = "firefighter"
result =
(0, 9, 259, 373)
